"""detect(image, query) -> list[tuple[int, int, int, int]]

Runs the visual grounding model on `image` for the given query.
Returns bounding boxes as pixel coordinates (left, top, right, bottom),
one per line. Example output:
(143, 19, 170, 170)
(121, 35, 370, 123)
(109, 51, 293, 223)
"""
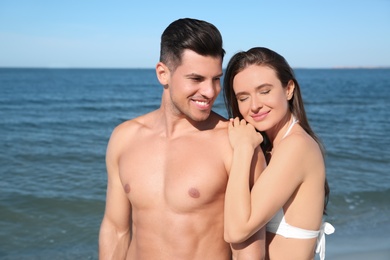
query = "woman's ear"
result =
(286, 80, 295, 100)
(156, 62, 169, 85)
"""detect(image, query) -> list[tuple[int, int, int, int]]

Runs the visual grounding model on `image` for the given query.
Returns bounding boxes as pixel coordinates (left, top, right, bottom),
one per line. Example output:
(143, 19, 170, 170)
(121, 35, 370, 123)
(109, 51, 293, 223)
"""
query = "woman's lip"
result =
(251, 111, 268, 121)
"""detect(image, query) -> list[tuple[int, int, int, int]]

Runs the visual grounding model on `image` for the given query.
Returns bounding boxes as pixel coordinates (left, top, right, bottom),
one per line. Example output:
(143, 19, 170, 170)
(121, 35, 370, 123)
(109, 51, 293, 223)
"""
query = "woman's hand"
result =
(228, 117, 263, 150)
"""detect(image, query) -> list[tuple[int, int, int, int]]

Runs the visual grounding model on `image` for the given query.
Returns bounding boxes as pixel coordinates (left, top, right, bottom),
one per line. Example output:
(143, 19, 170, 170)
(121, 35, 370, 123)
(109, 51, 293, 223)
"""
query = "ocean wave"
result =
(326, 188, 390, 236)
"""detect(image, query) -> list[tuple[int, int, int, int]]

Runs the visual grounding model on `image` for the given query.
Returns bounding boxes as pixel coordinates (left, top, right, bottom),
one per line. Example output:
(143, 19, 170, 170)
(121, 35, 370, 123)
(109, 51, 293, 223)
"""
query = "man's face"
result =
(166, 50, 223, 122)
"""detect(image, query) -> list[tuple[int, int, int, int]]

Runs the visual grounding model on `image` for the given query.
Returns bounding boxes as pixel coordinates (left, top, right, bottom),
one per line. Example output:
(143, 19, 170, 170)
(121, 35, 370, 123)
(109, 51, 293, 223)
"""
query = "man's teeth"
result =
(194, 101, 208, 105)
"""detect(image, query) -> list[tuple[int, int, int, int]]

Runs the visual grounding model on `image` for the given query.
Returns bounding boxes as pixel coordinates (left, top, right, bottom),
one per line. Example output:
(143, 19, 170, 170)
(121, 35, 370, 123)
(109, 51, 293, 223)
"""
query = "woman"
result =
(223, 47, 334, 260)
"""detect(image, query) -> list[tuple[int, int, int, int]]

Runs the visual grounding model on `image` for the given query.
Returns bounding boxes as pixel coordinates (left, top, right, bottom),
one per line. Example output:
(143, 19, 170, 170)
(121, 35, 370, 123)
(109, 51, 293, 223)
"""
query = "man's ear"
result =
(156, 62, 169, 85)
(286, 80, 295, 100)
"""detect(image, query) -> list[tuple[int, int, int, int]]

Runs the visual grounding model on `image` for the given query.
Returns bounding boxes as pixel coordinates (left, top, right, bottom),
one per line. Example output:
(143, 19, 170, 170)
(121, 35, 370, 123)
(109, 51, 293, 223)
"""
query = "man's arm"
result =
(99, 125, 132, 260)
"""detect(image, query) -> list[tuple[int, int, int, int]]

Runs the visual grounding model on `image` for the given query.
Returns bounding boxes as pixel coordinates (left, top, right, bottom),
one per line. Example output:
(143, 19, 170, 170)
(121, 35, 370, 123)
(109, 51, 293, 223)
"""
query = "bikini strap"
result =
(315, 222, 335, 260)
(282, 116, 299, 139)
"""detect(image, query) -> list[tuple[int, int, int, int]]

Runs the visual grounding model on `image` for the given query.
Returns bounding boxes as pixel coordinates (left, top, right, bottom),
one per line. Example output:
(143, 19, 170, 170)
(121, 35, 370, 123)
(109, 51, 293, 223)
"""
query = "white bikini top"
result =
(265, 116, 335, 260)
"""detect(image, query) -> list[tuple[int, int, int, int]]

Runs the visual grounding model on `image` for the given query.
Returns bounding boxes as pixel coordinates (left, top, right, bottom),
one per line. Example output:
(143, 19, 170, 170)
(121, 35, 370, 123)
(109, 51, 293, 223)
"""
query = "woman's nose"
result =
(251, 97, 262, 111)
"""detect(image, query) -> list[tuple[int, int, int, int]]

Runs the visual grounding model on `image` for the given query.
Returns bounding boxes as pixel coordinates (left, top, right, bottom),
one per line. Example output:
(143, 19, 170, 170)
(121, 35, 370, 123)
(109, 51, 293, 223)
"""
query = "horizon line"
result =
(1, 66, 390, 70)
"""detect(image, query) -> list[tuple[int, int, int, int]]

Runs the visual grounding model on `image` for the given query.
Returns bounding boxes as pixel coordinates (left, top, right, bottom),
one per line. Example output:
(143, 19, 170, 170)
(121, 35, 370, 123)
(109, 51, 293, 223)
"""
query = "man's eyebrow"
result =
(185, 72, 223, 79)
(185, 73, 204, 78)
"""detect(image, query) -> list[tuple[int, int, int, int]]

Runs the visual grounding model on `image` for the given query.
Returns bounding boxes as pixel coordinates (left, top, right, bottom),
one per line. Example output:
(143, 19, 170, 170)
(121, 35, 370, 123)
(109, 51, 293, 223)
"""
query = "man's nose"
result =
(200, 81, 219, 98)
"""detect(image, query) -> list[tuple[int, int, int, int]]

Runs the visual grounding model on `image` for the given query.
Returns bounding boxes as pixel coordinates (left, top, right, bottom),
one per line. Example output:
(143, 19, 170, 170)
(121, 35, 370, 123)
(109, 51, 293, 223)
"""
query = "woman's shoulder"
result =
(272, 127, 323, 170)
(282, 126, 320, 153)
(279, 127, 324, 173)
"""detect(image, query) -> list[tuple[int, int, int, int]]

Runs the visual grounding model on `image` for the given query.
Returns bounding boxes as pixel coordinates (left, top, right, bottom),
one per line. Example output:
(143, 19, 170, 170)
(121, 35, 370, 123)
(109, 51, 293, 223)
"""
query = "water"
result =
(1, 68, 389, 259)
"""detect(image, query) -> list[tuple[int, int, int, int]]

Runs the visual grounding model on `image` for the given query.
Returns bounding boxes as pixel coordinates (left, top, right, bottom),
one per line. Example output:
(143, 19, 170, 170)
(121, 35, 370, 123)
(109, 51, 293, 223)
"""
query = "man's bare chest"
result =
(118, 136, 228, 211)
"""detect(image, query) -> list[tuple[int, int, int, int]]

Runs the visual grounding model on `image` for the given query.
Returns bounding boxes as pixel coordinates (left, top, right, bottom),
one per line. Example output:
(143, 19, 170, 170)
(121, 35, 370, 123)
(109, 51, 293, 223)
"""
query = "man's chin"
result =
(191, 111, 211, 122)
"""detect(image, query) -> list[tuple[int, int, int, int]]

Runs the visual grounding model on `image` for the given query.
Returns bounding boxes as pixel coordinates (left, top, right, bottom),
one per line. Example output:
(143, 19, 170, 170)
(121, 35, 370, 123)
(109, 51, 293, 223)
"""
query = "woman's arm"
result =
(230, 227, 266, 260)
(225, 118, 267, 258)
(224, 118, 307, 243)
(224, 118, 264, 243)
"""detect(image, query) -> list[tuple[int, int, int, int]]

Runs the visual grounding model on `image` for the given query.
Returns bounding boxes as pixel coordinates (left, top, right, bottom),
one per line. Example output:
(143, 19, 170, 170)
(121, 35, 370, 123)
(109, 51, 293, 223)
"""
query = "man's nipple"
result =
(188, 187, 200, 198)
(124, 184, 131, 193)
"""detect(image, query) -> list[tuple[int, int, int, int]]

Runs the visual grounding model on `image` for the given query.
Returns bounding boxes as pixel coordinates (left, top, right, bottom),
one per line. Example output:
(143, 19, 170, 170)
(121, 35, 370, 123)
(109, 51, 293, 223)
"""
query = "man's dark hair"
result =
(160, 18, 225, 71)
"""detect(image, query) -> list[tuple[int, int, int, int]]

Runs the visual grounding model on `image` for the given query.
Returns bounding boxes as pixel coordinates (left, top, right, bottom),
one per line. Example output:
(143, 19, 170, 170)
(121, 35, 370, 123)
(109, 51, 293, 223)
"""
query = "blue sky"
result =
(1, 0, 389, 68)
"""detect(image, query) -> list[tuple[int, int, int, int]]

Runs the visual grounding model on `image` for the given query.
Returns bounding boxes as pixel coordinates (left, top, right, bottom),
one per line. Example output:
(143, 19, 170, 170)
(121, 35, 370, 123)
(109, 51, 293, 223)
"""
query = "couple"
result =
(99, 18, 334, 260)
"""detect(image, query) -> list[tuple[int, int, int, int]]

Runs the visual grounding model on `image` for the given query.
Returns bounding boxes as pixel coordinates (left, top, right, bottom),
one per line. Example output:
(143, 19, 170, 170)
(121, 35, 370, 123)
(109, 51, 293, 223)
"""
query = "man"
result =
(99, 18, 265, 259)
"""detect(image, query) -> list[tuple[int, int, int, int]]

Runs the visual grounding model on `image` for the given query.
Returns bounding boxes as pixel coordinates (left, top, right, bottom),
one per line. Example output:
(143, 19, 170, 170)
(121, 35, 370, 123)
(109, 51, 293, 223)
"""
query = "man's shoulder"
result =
(106, 112, 157, 158)
(209, 111, 229, 130)
(113, 116, 142, 133)
(204, 111, 231, 146)
(110, 111, 156, 140)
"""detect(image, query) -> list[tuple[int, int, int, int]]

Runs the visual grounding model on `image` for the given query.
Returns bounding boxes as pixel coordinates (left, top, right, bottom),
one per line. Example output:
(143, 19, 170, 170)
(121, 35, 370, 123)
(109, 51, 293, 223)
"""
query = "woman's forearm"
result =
(224, 144, 256, 243)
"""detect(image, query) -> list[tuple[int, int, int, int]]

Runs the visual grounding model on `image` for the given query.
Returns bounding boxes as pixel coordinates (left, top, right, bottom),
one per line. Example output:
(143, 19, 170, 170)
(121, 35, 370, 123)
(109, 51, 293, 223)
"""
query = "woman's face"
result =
(232, 64, 293, 133)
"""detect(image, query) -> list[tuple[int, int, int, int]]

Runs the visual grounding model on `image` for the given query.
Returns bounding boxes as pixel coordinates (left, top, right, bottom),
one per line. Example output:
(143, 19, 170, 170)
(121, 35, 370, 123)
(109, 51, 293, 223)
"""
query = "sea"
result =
(1, 68, 389, 259)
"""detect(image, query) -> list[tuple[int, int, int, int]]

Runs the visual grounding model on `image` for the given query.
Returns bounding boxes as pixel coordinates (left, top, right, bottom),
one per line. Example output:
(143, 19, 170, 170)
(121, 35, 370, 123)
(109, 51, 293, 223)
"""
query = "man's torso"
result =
(118, 111, 232, 259)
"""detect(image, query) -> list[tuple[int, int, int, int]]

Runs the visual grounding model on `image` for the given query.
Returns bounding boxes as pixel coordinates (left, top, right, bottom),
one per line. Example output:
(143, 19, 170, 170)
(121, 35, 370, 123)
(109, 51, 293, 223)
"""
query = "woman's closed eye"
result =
(236, 95, 249, 102)
(259, 89, 270, 95)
